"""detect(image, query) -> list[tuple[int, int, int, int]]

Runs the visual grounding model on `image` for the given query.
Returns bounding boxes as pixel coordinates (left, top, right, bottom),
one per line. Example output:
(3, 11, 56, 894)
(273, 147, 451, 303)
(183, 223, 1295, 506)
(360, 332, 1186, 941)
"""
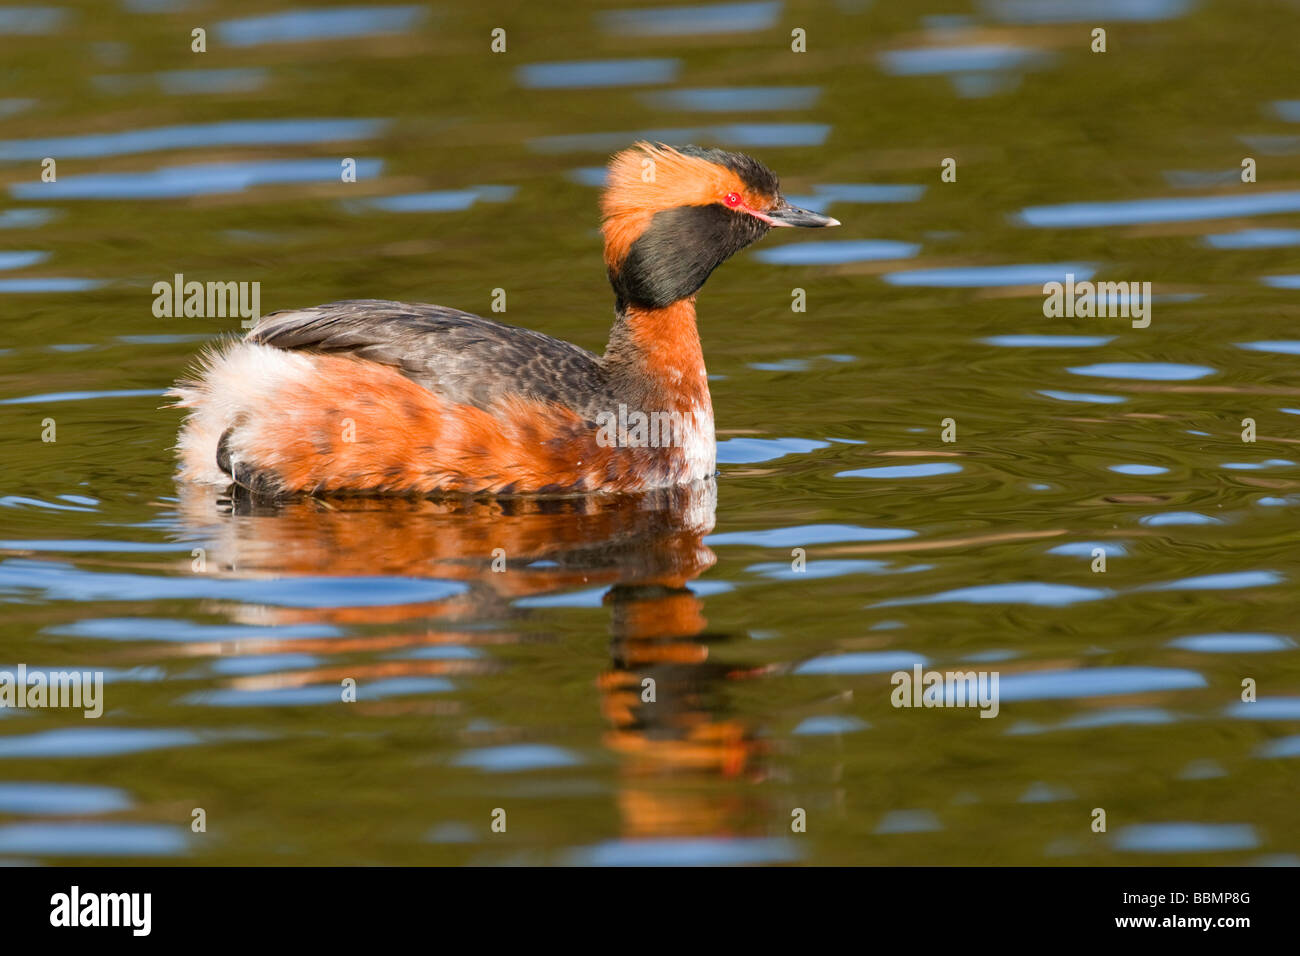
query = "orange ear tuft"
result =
(601, 143, 755, 269)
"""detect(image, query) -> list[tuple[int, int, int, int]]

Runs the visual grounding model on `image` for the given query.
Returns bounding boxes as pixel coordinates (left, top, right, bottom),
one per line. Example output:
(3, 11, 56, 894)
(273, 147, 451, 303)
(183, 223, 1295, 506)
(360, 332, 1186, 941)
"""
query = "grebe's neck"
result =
(603, 298, 711, 414)
(601, 297, 717, 484)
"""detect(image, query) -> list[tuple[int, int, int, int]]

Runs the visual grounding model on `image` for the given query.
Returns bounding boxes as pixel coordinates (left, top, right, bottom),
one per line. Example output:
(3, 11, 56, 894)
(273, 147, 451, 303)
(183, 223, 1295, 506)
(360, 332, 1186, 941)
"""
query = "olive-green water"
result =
(1, 0, 1298, 865)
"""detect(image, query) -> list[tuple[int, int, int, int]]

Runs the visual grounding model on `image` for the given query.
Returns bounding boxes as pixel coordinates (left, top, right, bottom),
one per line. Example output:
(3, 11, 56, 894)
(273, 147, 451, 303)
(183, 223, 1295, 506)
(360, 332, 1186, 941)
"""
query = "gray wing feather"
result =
(248, 299, 609, 412)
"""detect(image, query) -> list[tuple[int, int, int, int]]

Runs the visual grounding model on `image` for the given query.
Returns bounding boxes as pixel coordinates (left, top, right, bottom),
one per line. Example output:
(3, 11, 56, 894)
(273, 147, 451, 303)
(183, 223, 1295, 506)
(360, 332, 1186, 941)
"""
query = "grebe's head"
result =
(601, 142, 839, 310)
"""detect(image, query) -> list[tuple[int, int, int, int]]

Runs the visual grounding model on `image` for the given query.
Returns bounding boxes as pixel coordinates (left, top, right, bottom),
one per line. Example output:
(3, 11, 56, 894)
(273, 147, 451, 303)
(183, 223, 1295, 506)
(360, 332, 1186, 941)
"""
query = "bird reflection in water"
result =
(173, 478, 767, 842)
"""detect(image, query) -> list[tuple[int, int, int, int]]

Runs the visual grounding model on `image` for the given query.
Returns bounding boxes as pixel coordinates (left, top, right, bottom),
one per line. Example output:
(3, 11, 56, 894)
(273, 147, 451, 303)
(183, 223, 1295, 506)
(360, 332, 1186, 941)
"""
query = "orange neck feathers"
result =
(604, 299, 711, 414)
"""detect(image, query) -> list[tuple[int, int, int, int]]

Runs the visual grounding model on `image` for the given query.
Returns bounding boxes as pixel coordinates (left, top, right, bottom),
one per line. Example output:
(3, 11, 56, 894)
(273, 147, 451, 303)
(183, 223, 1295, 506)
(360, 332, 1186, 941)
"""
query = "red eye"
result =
(724, 192, 742, 207)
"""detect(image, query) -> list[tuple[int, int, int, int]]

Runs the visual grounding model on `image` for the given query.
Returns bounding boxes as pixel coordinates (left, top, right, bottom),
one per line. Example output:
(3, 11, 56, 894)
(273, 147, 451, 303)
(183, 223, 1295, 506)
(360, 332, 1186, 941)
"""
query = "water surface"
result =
(1, 0, 1298, 865)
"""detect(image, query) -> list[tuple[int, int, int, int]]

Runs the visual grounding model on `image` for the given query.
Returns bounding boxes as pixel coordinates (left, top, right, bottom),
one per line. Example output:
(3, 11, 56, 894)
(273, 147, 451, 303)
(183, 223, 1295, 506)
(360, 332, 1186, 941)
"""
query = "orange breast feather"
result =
(245, 353, 648, 495)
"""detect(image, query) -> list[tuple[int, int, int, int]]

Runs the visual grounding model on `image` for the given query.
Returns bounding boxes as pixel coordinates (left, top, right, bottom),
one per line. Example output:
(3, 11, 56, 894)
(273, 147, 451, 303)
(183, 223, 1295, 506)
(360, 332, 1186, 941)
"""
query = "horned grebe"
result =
(169, 142, 838, 496)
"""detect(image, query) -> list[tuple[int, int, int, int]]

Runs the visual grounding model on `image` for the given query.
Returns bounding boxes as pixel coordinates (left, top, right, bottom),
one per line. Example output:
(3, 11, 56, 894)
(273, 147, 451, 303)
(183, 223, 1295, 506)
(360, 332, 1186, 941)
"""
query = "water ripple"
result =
(875, 809, 942, 834)
(529, 123, 831, 152)
(1114, 822, 1258, 853)
(1237, 340, 1300, 354)
(0, 251, 48, 270)
(0, 278, 105, 293)
(599, 2, 782, 36)
(1008, 708, 1177, 735)
(837, 463, 962, 479)
(873, 582, 1108, 608)
(1037, 389, 1127, 404)
(452, 744, 582, 773)
(1067, 362, 1215, 381)
(1144, 571, 1282, 591)
(0, 7, 65, 34)
(0, 822, 188, 857)
(0, 559, 467, 607)
(517, 59, 680, 90)
(879, 44, 1051, 76)
(49, 619, 343, 642)
(0, 118, 385, 161)
(1257, 736, 1300, 758)
(186, 677, 452, 707)
(12, 159, 384, 200)
(984, 334, 1113, 347)
(792, 715, 869, 735)
(0, 388, 161, 405)
(1225, 698, 1300, 720)
(794, 651, 927, 675)
(1019, 190, 1300, 228)
(1262, 275, 1300, 289)
(1204, 228, 1300, 249)
(217, 6, 428, 46)
(883, 262, 1094, 287)
(753, 239, 918, 265)
(0, 782, 132, 815)
(0, 728, 200, 758)
(1169, 633, 1295, 653)
(1110, 464, 1169, 475)
(997, 667, 1206, 701)
(984, 0, 1193, 22)
(1139, 512, 1223, 527)
(640, 86, 819, 112)
(565, 836, 799, 866)
(707, 524, 915, 546)
(716, 436, 829, 464)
